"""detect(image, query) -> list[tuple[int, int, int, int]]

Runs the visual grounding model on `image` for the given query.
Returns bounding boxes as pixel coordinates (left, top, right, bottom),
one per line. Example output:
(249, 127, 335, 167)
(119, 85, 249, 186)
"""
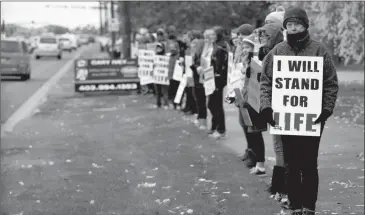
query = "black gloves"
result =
(225, 96, 236, 104)
(258, 47, 270, 61)
(260, 107, 276, 127)
(314, 110, 332, 124)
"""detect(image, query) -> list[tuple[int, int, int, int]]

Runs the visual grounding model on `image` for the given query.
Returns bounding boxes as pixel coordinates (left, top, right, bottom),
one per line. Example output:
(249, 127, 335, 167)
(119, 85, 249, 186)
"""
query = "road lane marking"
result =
(1, 46, 91, 136)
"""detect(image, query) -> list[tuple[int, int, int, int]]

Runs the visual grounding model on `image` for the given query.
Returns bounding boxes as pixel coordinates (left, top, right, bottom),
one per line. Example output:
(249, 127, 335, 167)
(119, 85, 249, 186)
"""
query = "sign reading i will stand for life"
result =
(153, 55, 170, 85)
(138, 49, 155, 85)
(270, 55, 324, 137)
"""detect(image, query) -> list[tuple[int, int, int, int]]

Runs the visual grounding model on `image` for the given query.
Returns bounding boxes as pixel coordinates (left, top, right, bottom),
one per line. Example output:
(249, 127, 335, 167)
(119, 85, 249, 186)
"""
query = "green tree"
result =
(45, 24, 70, 35)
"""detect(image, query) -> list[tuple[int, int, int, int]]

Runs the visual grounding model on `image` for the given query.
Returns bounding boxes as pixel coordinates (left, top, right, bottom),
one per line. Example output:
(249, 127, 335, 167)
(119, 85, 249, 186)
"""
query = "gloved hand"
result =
(314, 110, 332, 124)
(260, 107, 276, 127)
(225, 96, 235, 104)
(246, 69, 251, 78)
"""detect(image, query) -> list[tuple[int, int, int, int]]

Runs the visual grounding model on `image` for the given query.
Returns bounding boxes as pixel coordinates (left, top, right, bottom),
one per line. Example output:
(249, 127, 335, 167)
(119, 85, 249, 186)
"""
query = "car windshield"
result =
(60, 38, 70, 42)
(0, 41, 21, 53)
(40, 37, 57, 44)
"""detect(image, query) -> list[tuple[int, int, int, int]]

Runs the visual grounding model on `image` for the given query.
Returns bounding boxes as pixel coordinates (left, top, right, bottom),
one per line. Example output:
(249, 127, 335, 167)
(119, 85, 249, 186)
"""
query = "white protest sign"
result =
(153, 55, 170, 85)
(270, 55, 323, 136)
(203, 66, 215, 96)
(138, 49, 155, 85)
(227, 63, 244, 98)
(226, 52, 234, 97)
(184, 55, 193, 77)
(174, 74, 187, 104)
(109, 18, 119, 32)
(172, 61, 183, 81)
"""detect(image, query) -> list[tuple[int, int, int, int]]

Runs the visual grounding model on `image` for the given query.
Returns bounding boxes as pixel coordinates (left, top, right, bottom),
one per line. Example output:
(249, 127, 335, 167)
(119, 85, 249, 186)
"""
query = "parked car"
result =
(59, 37, 73, 52)
(0, 38, 31, 80)
(34, 35, 62, 60)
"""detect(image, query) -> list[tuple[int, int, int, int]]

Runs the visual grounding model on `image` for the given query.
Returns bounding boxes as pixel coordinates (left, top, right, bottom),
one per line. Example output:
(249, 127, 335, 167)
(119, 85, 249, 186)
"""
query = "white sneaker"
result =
(163, 106, 169, 110)
(199, 125, 207, 130)
(249, 167, 266, 176)
(210, 131, 226, 139)
(193, 119, 200, 126)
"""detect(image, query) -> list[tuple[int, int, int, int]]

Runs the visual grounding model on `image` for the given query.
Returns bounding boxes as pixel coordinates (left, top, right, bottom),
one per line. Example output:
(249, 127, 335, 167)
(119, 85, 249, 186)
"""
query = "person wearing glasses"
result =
(261, 8, 290, 207)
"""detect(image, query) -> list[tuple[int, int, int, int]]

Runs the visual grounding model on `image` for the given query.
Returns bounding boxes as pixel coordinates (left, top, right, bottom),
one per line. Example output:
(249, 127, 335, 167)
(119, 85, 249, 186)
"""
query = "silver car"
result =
(34, 36, 62, 60)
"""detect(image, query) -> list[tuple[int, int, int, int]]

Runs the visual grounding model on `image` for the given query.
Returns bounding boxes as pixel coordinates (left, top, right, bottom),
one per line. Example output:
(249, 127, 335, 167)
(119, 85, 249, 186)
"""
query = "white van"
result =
(62, 33, 78, 50)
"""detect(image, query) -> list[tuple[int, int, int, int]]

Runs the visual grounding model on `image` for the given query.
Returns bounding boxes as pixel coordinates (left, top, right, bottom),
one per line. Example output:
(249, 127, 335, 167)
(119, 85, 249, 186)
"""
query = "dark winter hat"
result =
(283, 7, 309, 29)
(237, 24, 254, 36)
(191, 30, 203, 40)
(157, 28, 165, 34)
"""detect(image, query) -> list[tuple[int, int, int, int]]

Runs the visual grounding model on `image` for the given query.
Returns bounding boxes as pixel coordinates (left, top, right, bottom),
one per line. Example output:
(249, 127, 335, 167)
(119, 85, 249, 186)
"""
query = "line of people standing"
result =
(135, 5, 338, 215)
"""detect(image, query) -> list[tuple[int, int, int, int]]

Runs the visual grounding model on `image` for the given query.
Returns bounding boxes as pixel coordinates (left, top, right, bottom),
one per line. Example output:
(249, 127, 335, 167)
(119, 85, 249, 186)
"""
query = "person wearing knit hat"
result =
(258, 23, 283, 61)
(228, 33, 267, 172)
(237, 23, 255, 40)
(154, 42, 169, 109)
(260, 6, 339, 215)
(156, 28, 166, 43)
(265, 6, 285, 28)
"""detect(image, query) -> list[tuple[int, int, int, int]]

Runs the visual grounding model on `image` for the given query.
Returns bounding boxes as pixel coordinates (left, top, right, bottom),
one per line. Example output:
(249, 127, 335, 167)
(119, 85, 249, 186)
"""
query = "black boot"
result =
(244, 149, 257, 169)
(240, 149, 250, 161)
(268, 166, 287, 195)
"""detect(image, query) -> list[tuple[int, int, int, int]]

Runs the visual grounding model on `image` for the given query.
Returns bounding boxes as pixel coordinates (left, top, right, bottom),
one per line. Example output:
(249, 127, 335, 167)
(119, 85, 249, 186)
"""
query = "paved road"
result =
(0, 45, 95, 124)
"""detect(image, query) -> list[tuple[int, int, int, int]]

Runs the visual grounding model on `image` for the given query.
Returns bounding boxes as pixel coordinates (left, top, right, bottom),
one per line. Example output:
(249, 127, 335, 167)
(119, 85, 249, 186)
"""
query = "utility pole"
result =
(118, 1, 132, 59)
(99, 1, 103, 35)
(111, 1, 115, 49)
(104, 2, 108, 36)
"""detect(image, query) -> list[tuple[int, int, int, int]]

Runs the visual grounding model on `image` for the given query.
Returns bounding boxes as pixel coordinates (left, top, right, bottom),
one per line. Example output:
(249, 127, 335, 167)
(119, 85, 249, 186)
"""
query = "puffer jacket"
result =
(260, 36, 339, 113)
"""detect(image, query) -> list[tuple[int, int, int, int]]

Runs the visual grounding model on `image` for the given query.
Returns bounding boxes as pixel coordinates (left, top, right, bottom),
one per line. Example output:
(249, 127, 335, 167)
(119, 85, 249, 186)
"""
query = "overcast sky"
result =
(1, 2, 102, 28)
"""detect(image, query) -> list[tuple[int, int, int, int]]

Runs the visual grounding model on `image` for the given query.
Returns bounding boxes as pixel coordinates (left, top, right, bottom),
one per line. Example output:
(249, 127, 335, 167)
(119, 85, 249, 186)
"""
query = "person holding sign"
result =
(231, 33, 268, 171)
(154, 42, 169, 109)
(257, 22, 289, 204)
(167, 39, 181, 110)
(260, 7, 339, 215)
(207, 26, 230, 139)
(191, 29, 215, 130)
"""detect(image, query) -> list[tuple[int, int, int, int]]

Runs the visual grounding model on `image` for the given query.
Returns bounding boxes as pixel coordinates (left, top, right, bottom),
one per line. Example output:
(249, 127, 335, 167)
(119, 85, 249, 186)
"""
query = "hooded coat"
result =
(211, 26, 230, 89)
(260, 34, 339, 114)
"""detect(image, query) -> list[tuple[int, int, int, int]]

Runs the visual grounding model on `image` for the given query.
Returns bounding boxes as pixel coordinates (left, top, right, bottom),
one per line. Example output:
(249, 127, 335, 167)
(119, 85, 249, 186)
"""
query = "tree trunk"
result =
(118, 1, 131, 59)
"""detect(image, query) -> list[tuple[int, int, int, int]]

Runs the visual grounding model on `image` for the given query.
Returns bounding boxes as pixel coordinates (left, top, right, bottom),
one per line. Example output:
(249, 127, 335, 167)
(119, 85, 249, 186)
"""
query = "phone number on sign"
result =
(78, 83, 138, 91)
